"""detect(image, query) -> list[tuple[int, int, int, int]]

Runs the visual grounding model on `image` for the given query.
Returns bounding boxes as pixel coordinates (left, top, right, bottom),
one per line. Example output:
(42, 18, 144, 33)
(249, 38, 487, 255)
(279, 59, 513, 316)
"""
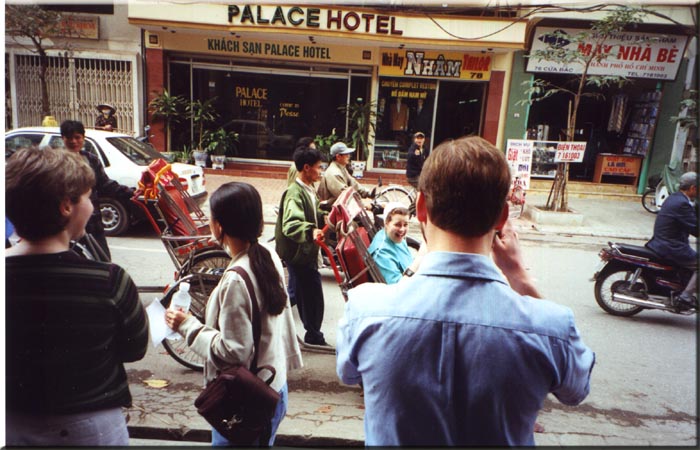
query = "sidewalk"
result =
(126, 172, 666, 446)
(204, 172, 659, 243)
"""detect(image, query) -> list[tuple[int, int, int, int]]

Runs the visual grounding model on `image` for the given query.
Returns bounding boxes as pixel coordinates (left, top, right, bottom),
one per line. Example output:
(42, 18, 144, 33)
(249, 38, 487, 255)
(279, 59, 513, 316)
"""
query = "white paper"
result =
(146, 298, 180, 347)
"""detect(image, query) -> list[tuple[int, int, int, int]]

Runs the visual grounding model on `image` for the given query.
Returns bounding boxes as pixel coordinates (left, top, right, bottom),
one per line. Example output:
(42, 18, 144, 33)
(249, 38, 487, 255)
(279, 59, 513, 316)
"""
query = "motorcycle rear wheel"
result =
(641, 189, 660, 214)
(594, 268, 646, 316)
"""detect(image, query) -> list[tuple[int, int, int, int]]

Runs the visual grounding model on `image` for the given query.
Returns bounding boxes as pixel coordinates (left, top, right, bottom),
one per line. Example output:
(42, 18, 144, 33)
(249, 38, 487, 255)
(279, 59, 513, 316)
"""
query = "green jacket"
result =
(275, 181, 324, 267)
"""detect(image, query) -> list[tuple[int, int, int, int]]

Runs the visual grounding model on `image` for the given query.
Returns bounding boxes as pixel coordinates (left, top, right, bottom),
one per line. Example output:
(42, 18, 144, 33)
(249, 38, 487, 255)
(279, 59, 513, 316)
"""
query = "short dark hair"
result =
(419, 136, 510, 237)
(6, 147, 95, 240)
(60, 120, 85, 137)
(296, 136, 314, 148)
(293, 146, 324, 171)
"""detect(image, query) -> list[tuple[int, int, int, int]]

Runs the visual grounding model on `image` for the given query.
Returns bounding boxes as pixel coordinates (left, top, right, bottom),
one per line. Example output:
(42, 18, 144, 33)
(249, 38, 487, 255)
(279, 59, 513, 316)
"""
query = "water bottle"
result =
(169, 282, 191, 314)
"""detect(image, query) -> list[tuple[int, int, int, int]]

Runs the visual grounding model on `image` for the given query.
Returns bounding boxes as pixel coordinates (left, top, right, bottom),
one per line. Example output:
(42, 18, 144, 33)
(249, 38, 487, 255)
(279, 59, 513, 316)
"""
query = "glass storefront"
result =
(169, 59, 369, 161)
(373, 76, 486, 170)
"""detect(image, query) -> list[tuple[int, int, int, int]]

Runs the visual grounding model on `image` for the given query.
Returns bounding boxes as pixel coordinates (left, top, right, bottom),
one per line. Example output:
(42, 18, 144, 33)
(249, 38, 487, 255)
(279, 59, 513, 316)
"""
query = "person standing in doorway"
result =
(405, 131, 428, 188)
(60, 120, 133, 260)
(275, 146, 330, 348)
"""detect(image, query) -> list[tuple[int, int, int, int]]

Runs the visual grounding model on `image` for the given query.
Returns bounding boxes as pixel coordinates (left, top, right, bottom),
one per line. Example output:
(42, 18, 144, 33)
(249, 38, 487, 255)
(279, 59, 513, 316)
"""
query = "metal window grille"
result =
(13, 54, 133, 134)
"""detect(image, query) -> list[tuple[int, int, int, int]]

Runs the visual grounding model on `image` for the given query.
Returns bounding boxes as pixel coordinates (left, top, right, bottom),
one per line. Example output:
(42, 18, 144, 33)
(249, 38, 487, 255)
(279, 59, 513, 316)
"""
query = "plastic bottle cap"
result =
(180, 282, 190, 292)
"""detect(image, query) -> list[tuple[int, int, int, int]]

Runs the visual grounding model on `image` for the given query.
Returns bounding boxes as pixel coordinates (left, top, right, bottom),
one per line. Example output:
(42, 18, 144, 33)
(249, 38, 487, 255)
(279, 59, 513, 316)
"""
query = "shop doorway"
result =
(433, 81, 486, 147)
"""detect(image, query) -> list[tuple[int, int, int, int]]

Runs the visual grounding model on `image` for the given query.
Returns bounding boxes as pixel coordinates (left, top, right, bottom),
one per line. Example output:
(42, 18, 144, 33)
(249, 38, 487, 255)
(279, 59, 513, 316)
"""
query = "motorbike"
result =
(641, 174, 670, 214)
(593, 242, 695, 316)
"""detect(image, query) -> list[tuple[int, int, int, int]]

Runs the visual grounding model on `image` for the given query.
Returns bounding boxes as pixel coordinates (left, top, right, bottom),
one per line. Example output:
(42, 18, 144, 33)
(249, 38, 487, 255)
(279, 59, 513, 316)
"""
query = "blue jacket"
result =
(646, 191, 698, 264)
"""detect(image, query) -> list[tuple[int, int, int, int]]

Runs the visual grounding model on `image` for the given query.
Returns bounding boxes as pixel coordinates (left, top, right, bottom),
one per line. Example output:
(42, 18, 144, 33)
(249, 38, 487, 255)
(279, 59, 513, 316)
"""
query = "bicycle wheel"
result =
(161, 273, 221, 371)
(180, 249, 231, 278)
(375, 186, 414, 210)
(641, 189, 659, 214)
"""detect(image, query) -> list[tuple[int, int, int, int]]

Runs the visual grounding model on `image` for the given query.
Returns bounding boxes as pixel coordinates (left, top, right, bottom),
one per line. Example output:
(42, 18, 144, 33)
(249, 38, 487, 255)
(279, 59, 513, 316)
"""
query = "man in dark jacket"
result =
(405, 131, 428, 188)
(275, 146, 329, 347)
(60, 120, 134, 261)
(646, 171, 698, 308)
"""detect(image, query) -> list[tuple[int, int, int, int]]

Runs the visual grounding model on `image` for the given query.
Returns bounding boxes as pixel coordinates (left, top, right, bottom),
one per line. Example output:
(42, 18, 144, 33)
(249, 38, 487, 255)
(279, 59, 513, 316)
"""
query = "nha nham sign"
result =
(527, 27, 688, 80)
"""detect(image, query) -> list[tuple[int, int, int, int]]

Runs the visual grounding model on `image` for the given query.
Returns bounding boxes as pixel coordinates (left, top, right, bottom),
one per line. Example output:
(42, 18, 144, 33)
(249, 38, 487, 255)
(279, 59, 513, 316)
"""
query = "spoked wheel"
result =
(594, 268, 646, 317)
(183, 249, 231, 276)
(374, 186, 414, 211)
(161, 273, 221, 371)
(641, 189, 659, 214)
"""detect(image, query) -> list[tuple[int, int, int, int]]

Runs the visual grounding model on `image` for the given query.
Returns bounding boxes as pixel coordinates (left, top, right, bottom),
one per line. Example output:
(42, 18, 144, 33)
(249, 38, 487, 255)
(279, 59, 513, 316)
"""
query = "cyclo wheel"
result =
(374, 186, 414, 212)
(163, 250, 230, 371)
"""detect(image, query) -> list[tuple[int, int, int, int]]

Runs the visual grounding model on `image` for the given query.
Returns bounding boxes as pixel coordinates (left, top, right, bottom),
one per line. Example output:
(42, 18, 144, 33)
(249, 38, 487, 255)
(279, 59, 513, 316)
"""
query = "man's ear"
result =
(495, 202, 509, 232)
(416, 192, 427, 223)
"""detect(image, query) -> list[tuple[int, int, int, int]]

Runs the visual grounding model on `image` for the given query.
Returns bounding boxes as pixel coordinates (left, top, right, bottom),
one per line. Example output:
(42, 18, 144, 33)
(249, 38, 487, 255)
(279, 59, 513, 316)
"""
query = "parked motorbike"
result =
(593, 242, 695, 316)
(641, 174, 670, 214)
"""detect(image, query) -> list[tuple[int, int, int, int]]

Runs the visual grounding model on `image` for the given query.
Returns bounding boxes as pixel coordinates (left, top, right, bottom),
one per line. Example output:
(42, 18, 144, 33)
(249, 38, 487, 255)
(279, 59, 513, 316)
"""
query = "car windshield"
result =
(106, 137, 162, 165)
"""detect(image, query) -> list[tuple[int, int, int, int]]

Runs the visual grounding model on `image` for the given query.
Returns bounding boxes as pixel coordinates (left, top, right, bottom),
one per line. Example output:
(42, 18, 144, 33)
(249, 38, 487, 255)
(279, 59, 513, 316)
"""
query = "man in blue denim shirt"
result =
(336, 136, 595, 446)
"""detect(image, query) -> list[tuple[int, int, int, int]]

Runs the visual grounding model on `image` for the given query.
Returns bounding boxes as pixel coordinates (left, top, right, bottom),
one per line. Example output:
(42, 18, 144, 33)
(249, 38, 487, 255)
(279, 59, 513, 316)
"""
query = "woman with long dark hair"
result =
(166, 182, 302, 446)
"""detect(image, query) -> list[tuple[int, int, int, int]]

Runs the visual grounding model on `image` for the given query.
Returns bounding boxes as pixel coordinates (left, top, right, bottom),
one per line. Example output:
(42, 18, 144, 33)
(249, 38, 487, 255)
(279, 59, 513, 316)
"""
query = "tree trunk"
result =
(38, 49, 50, 117)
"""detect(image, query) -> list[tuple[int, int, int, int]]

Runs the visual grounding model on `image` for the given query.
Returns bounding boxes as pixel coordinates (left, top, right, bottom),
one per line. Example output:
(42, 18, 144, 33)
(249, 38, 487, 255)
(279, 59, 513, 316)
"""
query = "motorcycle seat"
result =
(614, 243, 676, 266)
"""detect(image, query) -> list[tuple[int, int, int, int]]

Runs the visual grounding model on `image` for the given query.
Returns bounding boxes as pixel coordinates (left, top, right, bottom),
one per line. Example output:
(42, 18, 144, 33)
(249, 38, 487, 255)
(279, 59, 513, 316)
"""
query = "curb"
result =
(127, 425, 364, 447)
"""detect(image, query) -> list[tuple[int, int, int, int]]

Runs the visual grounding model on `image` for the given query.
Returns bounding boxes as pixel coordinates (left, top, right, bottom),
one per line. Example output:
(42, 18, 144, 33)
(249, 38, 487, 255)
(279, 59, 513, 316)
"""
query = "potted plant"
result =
(148, 89, 187, 151)
(186, 97, 219, 167)
(203, 128, 238, 169)
(338, 100, 379, 178)
(178, 146, 192, 164)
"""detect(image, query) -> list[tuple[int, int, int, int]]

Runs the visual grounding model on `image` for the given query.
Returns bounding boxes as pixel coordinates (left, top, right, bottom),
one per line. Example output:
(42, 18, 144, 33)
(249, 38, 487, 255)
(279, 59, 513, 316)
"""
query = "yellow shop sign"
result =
(379, 48, 492, 81)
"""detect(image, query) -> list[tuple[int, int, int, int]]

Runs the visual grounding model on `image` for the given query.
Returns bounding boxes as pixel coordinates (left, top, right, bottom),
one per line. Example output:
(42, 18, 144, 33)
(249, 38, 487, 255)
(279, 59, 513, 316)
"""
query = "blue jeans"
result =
(212, 383, 288, 447)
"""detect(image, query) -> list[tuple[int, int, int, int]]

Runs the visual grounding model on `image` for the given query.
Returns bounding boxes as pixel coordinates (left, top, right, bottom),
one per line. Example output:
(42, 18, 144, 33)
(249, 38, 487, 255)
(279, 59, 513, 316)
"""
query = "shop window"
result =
(183, 68, 348, 161)
(525, 73, 662, 183)
(374, 76, 437, 170)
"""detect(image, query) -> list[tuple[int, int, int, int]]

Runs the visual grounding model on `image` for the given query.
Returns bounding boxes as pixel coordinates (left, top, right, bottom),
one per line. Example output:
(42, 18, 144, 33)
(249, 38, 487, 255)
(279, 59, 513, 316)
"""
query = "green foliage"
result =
(338, 100, 380, 160)
(670, 90, 698, 129)
(186, 97, 219, 150)
(314, 128, 340, 160)
(202, 128, 238, 155)
(148, 90, 187, 124)
(178, 145, 192, 163)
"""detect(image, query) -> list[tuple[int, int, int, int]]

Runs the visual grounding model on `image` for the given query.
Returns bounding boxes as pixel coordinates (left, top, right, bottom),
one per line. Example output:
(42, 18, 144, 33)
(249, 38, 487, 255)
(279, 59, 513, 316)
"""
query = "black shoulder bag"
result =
(194, 266, 280, 445)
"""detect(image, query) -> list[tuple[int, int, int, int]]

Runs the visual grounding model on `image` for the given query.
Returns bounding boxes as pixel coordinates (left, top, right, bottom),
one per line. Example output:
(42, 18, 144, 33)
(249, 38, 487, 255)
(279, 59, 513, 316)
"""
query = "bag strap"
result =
(229, 266, 262, 372)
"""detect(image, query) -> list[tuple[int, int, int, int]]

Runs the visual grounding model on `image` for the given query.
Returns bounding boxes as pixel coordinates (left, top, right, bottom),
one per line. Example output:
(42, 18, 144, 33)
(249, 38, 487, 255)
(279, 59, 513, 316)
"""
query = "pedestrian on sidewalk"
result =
(336, 136, 595, 446)
(6, 147, 148, 446)
(275, 146, 331, 347)
(166, 182, 303, 446)
(646, 171, 698, 308)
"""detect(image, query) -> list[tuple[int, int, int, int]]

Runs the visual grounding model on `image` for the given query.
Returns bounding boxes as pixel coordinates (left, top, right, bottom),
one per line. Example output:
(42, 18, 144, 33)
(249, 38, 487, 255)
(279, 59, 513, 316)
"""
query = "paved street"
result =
(111, 173, 697, 446)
